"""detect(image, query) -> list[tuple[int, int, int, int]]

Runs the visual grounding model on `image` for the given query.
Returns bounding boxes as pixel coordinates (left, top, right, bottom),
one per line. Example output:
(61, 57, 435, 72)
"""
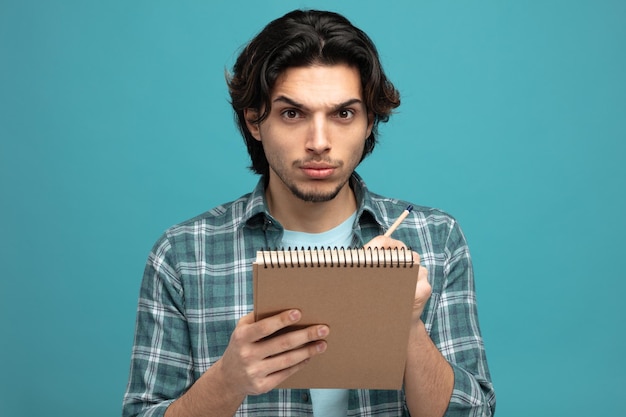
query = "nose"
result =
(305, 115, 331, 154)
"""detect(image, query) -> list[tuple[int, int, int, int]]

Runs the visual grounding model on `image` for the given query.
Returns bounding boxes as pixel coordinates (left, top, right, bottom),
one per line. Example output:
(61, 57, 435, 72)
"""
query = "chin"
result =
(289, 183, 344, 203)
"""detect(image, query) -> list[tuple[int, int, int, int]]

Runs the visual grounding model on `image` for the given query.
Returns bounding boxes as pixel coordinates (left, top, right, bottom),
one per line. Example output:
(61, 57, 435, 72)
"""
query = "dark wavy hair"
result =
(227, 9, 401, 177)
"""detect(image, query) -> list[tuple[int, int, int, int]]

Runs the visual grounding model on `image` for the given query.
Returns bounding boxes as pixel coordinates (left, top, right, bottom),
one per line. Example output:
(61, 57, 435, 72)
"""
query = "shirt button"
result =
(301, 392, 310, 402)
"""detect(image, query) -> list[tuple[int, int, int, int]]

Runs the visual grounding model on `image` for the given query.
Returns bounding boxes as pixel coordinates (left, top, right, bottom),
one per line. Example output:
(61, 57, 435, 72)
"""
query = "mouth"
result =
(299, 163, 338, 179)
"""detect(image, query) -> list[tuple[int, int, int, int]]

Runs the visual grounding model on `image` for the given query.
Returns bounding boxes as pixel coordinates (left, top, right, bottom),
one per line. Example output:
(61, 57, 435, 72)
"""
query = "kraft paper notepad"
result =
(253, 247, 418, 389)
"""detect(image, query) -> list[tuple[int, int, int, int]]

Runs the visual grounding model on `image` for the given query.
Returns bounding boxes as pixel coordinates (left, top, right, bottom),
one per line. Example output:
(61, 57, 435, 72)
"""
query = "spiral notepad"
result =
(253, 247, 418, 389)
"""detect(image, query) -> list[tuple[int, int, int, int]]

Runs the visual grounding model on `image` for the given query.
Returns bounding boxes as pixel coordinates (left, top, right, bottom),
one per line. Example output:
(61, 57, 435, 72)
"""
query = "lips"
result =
(300, 163, 337, 179)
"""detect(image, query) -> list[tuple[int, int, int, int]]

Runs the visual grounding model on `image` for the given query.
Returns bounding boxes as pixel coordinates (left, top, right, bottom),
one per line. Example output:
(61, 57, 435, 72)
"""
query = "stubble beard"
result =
(288, 180, 348, 203)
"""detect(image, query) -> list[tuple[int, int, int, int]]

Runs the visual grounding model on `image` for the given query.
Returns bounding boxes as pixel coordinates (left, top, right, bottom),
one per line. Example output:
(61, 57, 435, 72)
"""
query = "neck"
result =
(265, 179, 357, 234)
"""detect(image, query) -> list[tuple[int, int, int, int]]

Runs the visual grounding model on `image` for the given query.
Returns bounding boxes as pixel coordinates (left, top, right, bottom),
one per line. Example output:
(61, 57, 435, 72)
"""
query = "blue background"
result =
(1, 1, 624, 416)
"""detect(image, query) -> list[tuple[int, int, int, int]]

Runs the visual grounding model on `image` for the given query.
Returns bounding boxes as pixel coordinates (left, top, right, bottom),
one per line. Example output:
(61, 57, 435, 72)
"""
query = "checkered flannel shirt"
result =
(122, 173, 496, 416)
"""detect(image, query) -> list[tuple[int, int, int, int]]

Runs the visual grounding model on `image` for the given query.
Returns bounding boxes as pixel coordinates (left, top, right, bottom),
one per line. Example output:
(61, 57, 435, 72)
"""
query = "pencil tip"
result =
(406, 205, 413, 212)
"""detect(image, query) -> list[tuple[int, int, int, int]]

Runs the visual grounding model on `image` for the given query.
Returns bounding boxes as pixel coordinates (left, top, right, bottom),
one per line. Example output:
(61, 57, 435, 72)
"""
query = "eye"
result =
(336, 109, 355, 119)
(281, 109, 301, 119)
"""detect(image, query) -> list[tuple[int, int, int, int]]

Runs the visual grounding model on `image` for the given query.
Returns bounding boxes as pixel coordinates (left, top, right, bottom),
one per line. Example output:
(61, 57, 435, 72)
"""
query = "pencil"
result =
(384, 205, 413, 237)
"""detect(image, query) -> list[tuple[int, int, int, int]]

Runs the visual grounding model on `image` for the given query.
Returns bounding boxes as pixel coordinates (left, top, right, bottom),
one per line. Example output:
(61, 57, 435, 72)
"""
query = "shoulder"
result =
(367, 190, 466, 250)
(368, 190, 458, 226)
(355, 173, 458, 231)
(152, 192, 254, 250)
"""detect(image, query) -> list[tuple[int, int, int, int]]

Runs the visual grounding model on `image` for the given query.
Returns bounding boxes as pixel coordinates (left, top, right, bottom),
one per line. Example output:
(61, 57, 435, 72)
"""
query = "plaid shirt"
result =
(122, 173, 496, 417)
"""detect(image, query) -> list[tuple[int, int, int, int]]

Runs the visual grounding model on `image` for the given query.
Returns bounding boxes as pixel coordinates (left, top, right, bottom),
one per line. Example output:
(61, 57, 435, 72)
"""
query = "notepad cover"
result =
(253, 248, 418, 389)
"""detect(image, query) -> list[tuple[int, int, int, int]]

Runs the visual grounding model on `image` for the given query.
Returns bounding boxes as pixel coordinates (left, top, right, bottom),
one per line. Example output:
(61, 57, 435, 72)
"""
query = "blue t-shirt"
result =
(281, 212, 357, 417)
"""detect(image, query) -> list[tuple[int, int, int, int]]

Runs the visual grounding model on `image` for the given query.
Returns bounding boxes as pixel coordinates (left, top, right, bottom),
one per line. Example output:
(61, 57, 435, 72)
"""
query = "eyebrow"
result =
(272, 95, 364, 113)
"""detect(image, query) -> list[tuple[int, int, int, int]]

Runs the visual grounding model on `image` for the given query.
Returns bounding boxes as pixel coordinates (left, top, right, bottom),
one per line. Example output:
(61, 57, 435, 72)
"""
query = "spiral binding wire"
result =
(259, 246, 414, 268)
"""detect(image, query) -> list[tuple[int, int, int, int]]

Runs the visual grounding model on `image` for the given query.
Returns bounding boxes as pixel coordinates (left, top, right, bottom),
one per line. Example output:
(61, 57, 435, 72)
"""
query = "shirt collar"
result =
(241, 178, 271, 229)
(350, 172, 386, 230)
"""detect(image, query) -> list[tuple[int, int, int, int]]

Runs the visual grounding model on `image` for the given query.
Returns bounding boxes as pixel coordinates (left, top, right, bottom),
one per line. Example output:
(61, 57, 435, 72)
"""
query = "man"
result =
(123, 9, 496, 417)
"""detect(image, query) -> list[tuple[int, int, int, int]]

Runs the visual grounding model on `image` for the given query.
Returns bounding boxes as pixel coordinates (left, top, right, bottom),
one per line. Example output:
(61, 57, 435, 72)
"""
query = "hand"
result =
(216, 309, 329, 396)
(364, 236, 431, 323)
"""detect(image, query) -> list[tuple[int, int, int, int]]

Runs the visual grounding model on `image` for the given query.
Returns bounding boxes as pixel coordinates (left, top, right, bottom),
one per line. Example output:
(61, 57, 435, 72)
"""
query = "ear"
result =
(366, 111, 375, 138)
(244, 108, 262, 141)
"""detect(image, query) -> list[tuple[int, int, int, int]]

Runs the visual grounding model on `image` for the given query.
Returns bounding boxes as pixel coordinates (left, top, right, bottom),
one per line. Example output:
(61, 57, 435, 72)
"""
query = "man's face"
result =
(245, 64, 373, 203)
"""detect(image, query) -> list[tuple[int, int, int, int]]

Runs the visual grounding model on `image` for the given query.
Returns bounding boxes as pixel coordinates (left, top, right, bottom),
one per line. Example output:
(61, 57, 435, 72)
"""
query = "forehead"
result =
(271, 64, 363, 104)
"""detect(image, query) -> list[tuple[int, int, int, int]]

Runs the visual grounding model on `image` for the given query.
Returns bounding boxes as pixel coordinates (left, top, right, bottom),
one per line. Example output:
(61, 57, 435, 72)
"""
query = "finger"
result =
(244, 309, 304, 343)
(411, 250, 421, 265)
(364, 235, 407, 249)
(415, 266, 430, 295)
(256, 339, 328, 389)
(418, 263, 428, 282)
(413, 266, 431, 318)
(258, 323, 329, 359)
